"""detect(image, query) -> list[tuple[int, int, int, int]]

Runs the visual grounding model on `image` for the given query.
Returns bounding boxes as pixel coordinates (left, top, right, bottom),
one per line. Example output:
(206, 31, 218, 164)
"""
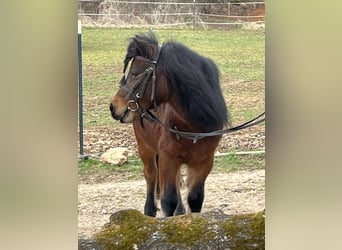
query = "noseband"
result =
(120, 45, 161, 111)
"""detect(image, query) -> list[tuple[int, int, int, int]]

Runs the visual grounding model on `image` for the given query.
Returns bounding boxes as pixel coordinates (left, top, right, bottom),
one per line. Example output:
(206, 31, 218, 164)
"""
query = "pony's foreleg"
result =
(141, 152, 158, 217)
(158, 154, 182, 217)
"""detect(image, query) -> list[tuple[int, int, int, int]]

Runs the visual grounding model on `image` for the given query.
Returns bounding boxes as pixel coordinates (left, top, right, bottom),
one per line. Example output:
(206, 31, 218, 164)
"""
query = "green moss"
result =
(95, 209, 158, 250)
(160, 214, 215, 247)
(94, 209, 264, 249)
(221, 210, 265, 249)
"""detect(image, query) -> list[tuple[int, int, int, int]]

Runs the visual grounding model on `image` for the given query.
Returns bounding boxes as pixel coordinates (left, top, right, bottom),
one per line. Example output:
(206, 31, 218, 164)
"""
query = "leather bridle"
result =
(119, 46, 161, 112)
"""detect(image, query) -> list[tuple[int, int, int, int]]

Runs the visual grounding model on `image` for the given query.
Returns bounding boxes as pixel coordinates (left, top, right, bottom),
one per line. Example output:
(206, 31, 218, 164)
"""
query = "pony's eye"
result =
(131, 71, 140, 77)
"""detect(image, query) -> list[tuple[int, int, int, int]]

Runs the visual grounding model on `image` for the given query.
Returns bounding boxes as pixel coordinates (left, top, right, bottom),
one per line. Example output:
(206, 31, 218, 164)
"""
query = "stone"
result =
(100, 147, 129, 166)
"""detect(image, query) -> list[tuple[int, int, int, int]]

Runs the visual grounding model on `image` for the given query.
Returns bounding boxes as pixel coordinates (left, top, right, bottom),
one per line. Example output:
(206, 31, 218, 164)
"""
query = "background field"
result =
(81, 27, 265, 128)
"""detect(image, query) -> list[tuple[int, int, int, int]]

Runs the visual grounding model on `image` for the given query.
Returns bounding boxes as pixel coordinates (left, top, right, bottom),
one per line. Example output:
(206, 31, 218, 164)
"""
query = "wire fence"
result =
(78, 0, 265, 29)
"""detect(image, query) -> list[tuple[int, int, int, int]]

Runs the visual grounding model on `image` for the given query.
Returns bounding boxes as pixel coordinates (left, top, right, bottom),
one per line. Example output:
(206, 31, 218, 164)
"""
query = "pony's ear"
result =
(133, 38, 155, 59)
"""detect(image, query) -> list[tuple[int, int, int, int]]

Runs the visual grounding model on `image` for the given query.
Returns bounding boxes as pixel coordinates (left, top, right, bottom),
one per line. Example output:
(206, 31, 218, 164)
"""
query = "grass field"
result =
(81, 27, 265, 128)
(78, 153, 265, 181)
(79, 27, 265, 176)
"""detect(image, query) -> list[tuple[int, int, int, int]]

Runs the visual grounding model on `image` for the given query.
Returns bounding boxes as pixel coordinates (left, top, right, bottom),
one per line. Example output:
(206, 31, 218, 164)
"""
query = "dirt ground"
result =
(78, 124, 265, 239)
(78, 169, 265, 239)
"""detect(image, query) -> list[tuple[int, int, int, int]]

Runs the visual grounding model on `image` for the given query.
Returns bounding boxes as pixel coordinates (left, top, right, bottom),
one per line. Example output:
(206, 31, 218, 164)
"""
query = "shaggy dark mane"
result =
(124, 32, 229, 131)
(159, 41, 229, 131)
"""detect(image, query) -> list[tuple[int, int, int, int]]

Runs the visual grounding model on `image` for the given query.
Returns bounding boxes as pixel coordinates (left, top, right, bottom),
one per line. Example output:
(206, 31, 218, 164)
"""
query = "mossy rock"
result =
(220, 210, 265, 249)
(160, 213, 216, 247)
(96, 209, 158, 249)
(79, 209, 265, 250)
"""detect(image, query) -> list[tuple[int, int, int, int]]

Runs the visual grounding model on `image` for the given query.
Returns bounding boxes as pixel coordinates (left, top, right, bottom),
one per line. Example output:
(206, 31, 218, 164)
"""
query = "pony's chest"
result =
(132, 113, 166, 153)
(132, 105, 179, 151)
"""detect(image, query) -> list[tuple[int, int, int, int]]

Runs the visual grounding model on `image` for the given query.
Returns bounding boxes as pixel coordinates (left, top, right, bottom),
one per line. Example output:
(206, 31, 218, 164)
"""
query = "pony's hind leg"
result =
(187, 158, 214, 213)
(187, 181, 205, 212)
(174, 169, 185, 215)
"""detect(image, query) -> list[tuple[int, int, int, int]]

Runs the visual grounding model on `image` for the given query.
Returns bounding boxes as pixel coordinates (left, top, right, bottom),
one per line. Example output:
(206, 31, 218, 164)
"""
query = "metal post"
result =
(192, 0, 196, 30)
(78, 20, 84, 157)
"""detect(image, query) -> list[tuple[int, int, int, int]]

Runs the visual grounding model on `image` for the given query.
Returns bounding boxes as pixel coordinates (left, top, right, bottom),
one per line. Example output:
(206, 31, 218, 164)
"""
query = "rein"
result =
(121, 45, 265, 143)
(139, 109, 265, 143)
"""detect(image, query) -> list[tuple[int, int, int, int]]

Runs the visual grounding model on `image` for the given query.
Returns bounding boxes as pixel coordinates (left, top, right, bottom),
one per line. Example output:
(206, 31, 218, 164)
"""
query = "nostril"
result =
(109, 103, 114, 112)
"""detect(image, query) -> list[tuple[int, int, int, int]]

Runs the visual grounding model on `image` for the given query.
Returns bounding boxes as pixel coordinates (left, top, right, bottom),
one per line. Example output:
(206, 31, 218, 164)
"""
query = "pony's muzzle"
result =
(109, 103, 122, 121)
(110, 102, 133, 123)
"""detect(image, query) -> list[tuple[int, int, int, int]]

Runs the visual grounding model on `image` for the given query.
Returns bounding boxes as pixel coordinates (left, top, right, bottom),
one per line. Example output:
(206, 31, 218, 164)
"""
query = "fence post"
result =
(192, 0, 196, 30)
(78, 20, 84, 157)
(228, 2, 231, 18)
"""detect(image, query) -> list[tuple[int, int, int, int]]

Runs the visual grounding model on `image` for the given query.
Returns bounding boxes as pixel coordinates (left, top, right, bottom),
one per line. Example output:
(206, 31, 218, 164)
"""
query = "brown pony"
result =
(110, 32, 230, 217)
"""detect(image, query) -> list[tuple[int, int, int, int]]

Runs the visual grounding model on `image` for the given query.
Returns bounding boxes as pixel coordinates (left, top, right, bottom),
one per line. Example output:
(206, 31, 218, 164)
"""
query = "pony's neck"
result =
(154, 75, 191, 127)
(154, 73, 169, 106)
